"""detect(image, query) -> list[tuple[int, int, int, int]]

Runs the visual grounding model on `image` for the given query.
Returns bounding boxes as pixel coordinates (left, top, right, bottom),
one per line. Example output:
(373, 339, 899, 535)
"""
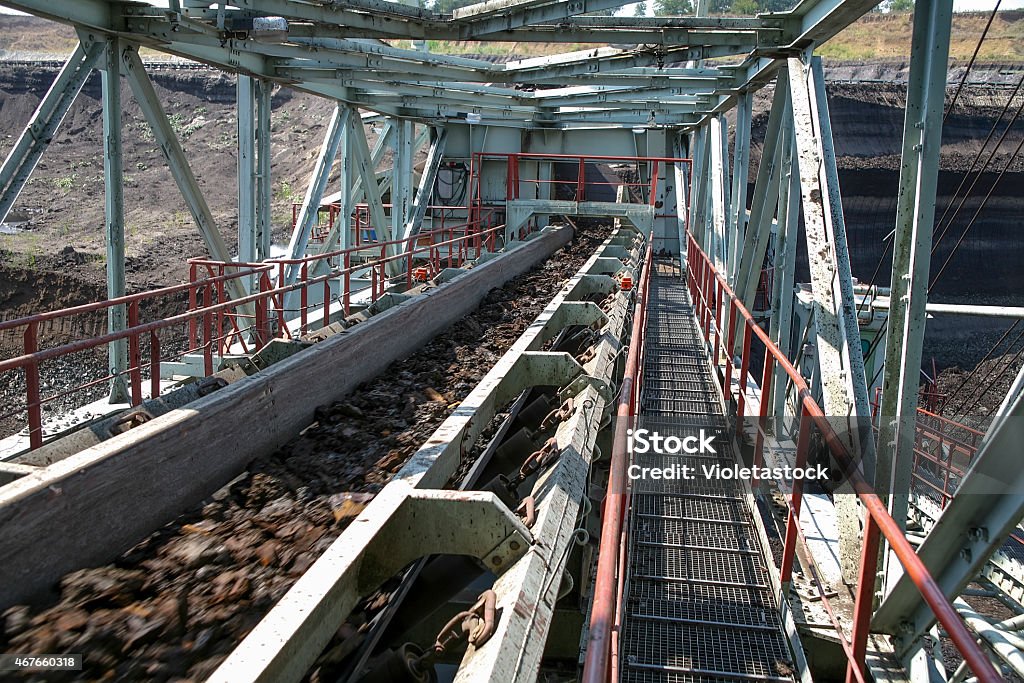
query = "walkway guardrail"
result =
(685, 232, 1000, 683)
(582, 232, 653, 683)
(0, 217, 508, 450)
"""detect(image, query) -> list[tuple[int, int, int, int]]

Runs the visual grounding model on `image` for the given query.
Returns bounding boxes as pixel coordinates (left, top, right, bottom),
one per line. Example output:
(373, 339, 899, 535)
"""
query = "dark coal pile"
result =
(930, 350, 1023, 424)
(0, 223, 611, 682)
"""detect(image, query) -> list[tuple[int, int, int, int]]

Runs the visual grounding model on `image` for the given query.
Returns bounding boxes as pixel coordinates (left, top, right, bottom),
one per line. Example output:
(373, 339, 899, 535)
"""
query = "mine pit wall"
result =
(0, 226, 571, 609)
(747, 76, 1024, 369)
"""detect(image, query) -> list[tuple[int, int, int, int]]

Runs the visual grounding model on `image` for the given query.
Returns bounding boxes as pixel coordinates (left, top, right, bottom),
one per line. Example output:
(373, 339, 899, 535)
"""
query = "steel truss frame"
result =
(3, 1, 1015, 681)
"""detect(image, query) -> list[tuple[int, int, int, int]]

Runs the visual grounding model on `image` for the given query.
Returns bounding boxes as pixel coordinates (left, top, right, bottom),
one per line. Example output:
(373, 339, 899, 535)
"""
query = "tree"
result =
(653, 0, 693, 16)
(887, 0, 913, 11)
(431, 0, 475, 14)
(758, 0, 795, 10)
(733, 0, 758, 13)
(634, 1, 648, 15)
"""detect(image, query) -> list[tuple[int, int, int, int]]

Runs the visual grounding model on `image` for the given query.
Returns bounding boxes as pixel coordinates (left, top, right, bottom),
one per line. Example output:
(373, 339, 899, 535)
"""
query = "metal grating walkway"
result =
(619, 259, 795, 683)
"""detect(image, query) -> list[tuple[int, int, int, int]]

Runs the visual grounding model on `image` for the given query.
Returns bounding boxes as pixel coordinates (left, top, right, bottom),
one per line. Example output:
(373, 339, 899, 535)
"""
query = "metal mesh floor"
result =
(619, 260, 794, 682)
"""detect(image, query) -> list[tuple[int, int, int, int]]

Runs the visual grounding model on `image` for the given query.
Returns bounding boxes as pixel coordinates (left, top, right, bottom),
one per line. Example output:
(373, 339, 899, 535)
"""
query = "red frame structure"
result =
(582, 232, 1001, 683)
(0, 216, 504, 450)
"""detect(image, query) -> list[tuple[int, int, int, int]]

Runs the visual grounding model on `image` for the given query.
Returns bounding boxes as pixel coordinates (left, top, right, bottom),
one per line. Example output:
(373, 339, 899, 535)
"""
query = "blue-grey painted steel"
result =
(102, 36, 128, 403)
(0, 40, 101, 224)
(875, 0, 954, 542)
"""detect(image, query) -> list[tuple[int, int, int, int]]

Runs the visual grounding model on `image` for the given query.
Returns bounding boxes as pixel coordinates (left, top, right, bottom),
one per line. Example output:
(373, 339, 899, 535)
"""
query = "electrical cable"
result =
(944, 0, 1002, 124)
(942, 319, 1020, 412)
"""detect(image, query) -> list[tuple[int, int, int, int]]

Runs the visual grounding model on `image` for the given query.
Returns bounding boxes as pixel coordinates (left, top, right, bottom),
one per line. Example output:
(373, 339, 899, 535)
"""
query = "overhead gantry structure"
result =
(2, 1, 1023, 682)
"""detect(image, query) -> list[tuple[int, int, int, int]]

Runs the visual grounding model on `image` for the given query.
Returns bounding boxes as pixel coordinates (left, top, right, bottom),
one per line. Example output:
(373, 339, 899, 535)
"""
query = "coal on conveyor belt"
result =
(0, 223, 611, 683)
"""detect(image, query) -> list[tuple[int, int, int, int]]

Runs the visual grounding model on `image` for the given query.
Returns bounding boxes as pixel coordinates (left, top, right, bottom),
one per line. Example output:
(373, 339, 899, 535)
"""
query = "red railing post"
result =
(577, 157, 586, 201)
(649, 160, 659, 205)
(343, 252, 351, 315)
(753, 353, 775, 491)
(202, 284, 214, 376)
(215, 273, 226, 354)
(323, 279, 331, 329)
(300, 263, 309, 334)
(188, 263, 198, 349)
(724, 302, 738, 402)
(736, 323, 752, 432)
(781, 406, 810, 586)
(847, 515, 881, 683)
(24, 322, 42, 449)
(128, 301, 142, 406)
(150, 331, 161, 399)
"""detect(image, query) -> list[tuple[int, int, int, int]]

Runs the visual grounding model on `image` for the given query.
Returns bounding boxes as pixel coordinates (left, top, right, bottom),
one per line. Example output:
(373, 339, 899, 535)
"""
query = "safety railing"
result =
(467, 152, 691, 218)
(685, 232, 1000, 683)
(291, 201, 497, 247)
(0, 217, 508, 451)
(582, 233, 653, 683)
(0, 266, 268, 449)
(869, 388, 1023, 549)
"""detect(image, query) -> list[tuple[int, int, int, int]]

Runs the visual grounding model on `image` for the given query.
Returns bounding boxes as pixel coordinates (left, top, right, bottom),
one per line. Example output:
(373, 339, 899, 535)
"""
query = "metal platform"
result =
(619, 260, 795, 683)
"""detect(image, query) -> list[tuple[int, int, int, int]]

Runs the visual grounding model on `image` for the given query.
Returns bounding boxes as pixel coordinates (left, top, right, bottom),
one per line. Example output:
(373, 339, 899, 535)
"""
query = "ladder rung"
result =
(629, 611, 778, 633)
(633, 573, 768, 591)
(637, 540, 759, 555)
(627, 661, 791, 683)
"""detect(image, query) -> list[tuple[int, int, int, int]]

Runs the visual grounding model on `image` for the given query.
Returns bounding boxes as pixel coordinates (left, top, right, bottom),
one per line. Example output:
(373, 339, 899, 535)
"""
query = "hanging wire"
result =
(929, 133, 1024, 290)
(954, 335, 1024, 416)
(944, 0, 1003, 124)
(942, 319, 1021, 412)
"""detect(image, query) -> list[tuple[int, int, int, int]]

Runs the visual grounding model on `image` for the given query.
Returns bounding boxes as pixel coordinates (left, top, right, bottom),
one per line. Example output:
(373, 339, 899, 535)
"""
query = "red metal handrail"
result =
(582, 233, 653, 683)
(685, 232, 1000, 683)
(0, 217, 510, 450)
(291, 201, 496, 247)
(469, 152, 691, 208)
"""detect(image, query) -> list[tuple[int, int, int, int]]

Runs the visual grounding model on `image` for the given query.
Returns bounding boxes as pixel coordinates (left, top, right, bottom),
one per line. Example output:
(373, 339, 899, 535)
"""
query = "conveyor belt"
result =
(619, 259, 795, 683)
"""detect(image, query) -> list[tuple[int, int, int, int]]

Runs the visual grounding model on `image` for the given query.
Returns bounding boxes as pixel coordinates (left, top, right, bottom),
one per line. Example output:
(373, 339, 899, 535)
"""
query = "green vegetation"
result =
(52, 174, 78, 194)
(167, 112, 205, 139)
(819, 11, 1024, 61)
(276, 181, 302, 204)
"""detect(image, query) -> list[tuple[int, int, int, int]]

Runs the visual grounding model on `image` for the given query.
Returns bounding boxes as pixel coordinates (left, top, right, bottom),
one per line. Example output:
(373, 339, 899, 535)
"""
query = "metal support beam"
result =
(391, 118, 413, 245)
(339, 115, 354, 251)
(735, 76, 788, 316)
(256, 79, 272, 261)
(874, 388, 1024, 657)
(284, 104, 348, 283)
(101, 36, 127, 404)
(789, 54, 874, 582)
(402, 126, 447, 241)
(728, 91, 752, 284)
(708, 114, 728, 274)
(0, 39, 101, 225)
(769, 124, 799, 431)
(672, 133, 690, 257)
(314, 120, 393, 268)
(688, 126, 708, 251)
(120, 48, 242, 300)
(349, 114, 389, 242)
(875, 0, 954, 558)
(237, 75, 257, 273)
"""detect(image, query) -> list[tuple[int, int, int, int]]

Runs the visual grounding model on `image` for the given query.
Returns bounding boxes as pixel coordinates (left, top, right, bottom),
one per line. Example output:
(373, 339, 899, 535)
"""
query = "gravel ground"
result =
(0, 223, 611, 682)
